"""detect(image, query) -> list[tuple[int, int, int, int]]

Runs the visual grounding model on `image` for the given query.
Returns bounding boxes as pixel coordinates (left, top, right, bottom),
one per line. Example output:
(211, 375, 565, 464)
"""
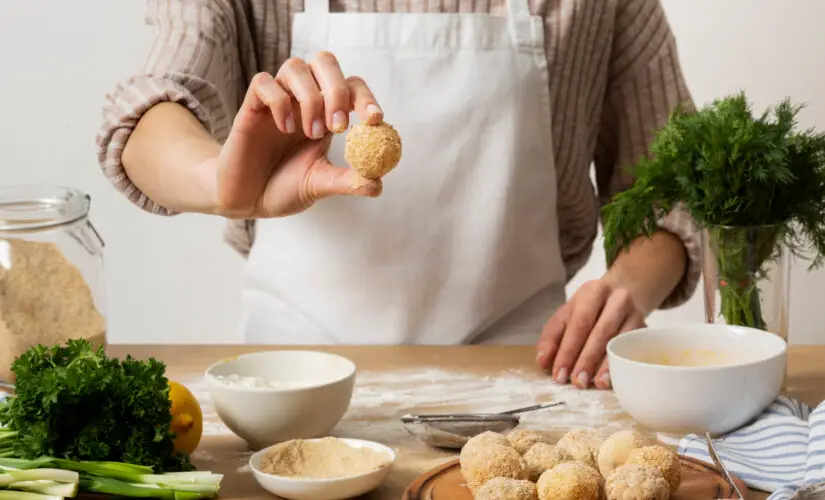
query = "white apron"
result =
(237, 0, 568, 345)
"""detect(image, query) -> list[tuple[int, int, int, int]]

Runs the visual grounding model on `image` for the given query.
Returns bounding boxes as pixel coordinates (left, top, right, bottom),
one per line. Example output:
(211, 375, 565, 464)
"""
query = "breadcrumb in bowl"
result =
(344, 122, 402, 180)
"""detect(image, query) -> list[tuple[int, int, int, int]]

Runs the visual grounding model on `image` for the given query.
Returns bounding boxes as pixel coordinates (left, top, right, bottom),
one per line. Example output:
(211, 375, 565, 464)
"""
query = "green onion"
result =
(142, 472, 223, 486)
(0, 491, 64, 500)
(0, 468, 79, 485)
(0, 456, 221, 499)
(0, 457, 54, 470)
(9, 480, 78, 497)
(51, 459, 154, 482)
(80, 476, 217, 499)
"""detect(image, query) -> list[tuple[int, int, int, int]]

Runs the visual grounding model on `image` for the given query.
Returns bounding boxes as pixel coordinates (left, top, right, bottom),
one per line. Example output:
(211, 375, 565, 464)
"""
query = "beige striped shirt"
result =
(97, 0, 701, 308)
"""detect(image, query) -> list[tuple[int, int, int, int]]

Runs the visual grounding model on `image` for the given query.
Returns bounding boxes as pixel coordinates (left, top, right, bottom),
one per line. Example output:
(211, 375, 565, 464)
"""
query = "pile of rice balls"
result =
(459, 428, 681, 500)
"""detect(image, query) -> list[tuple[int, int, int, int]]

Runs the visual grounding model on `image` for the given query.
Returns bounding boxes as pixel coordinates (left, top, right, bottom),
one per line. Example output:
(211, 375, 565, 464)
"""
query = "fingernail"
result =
(577, 371, 590, 388)
(366, 104, 383, 119)
(555, 368, 568, 384)
(285, 114, 296, 134)
(599, 372, 611, 388)
(331, 111, 347, 133)
(311, 119, 325, 139)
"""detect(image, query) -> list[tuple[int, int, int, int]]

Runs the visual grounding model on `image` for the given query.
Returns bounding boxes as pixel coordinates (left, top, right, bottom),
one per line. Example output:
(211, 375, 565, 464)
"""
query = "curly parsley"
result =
(0, 339, 191, 472)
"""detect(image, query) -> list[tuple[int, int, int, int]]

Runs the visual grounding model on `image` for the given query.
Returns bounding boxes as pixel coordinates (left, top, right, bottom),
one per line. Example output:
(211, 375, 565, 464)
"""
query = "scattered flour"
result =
(183, 367, 635, 440)
(208, 373, 313, 390)
(345, 369, 633, 438)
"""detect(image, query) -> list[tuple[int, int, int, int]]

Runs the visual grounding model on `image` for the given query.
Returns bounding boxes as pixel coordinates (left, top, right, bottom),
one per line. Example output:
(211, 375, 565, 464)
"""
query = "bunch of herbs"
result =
(602, 92, 825, 328)
(0, 339, 191, 472)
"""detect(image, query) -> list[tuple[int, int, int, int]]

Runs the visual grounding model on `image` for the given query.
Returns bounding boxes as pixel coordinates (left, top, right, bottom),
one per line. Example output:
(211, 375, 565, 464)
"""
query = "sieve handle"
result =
(498, 401, 565, 415)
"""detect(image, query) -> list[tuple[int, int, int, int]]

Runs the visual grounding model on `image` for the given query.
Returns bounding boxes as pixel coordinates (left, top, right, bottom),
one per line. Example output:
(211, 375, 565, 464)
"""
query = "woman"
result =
(97, 0, 700, 390)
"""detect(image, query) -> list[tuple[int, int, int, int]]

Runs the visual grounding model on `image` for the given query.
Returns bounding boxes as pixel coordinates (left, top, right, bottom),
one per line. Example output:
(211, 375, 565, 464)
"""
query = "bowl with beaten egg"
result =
(607, 324, 787, 435)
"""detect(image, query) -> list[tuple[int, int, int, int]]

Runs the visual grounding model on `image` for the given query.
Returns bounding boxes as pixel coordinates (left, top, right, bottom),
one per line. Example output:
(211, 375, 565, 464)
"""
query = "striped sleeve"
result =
(593, 0, 701, 309)
(96, 0, 241, 215)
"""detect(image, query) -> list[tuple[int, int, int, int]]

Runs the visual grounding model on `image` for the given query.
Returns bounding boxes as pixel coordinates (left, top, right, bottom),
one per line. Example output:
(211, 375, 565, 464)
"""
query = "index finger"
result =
(536, 304, 569, 374)
(571, 289, 635, 388)
(552, 286, 610, 387)
(347, 76, 384, 125)
(309, 51, 351, 134)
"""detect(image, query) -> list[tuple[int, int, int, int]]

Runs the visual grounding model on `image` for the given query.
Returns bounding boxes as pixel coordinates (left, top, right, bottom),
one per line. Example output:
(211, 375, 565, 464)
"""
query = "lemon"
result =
(168, 380, 203, 455)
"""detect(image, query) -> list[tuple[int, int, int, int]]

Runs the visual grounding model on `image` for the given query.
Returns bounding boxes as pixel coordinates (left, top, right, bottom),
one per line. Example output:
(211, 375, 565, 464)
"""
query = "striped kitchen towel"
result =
(679, 396, 825, 499)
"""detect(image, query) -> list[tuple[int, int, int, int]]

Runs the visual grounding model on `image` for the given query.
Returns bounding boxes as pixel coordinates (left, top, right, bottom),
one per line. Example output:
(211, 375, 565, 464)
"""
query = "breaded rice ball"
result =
(475, 477, 539, 500)
(507, 429, 552, 455)
(460, 443, 529, 493)
(461, 431, 511, 458)
(555, 428, 604, 470)
(604, 464, 669, 500)
(597, 430, 651, 477)
(523, 443, 574, 481)
(344, 122, 402, 179)
(536, 462, 603, 500)
(626, 445, 681, 493)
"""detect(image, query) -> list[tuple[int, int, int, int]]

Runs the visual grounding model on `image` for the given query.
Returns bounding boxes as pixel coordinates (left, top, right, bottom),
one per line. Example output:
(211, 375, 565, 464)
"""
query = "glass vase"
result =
(702, 225, 790, 340)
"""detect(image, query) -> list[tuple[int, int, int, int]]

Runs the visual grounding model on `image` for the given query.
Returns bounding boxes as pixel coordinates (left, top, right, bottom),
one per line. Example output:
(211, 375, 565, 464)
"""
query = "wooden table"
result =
(111, 345, 825, 500)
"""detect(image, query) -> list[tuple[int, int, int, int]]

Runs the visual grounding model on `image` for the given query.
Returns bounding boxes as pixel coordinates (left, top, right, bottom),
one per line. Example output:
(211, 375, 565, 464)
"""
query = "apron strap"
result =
(506, 0, 535, 46)
(304, 0, 330, 14)
(506, 0, 531, 19)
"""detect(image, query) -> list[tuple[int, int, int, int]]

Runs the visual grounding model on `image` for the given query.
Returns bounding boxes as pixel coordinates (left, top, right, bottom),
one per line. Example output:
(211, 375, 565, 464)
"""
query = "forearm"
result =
(121, 102, 222, 215)
(603, 230, 687, 315)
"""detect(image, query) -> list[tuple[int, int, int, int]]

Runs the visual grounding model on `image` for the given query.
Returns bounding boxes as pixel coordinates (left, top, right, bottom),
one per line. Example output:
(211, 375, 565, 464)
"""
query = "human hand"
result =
(215, 51, 384, 218)
(535, 278, 646, 390)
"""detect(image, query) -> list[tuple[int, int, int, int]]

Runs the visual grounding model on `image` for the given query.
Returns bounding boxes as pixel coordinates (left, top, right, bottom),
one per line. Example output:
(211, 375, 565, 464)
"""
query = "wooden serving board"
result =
(403, 456, 749, 500)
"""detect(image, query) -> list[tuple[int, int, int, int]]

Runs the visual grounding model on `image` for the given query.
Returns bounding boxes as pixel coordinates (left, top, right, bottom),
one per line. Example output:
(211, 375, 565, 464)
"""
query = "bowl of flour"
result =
(205, 350, 356, 448)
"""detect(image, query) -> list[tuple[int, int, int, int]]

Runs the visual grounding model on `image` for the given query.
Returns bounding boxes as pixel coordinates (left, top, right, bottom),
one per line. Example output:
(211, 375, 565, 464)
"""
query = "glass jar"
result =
(701, 225, 791, 340)
(0, 185, 107, 382)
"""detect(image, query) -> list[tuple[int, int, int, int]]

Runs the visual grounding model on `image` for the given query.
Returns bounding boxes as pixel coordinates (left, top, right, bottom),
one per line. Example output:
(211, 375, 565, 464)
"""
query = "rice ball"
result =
(344, 122, 402, 179)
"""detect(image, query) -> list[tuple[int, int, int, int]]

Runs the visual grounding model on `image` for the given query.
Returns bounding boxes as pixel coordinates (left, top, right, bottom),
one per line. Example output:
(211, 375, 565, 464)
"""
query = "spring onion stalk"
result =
(0, 457, 221, 499)
(0, 457, 54, 470)
(50, 459, 155, 482)
(0, 491, 64, 500)
(10, 480, 79, 497)
(0, 469, 78, 485)
(80, 477, 217, 499)
(144, 472, 223, 486)
(49, 460, 222, 489)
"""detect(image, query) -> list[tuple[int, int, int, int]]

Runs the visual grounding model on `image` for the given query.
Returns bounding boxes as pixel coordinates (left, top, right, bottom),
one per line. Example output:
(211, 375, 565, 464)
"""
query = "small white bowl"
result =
(204, 350, 356, 448)
(607, 324, 787, 435)
(249, 438, 396, 500)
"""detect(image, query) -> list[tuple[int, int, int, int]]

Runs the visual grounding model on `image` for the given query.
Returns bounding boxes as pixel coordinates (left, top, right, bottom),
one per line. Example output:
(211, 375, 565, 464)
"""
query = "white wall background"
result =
(0, 0, 823, 345)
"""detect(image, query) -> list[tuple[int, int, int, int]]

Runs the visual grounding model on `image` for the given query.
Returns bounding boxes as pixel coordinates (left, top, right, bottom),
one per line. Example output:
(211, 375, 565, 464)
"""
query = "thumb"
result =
(305, 157, 383, 200)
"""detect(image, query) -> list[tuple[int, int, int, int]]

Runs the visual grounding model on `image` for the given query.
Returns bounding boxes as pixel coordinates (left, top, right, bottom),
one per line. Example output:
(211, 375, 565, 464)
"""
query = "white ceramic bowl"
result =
(249, 438, 396, 500)
(607, 324, 787, 435)
(204, 350, 356, 448)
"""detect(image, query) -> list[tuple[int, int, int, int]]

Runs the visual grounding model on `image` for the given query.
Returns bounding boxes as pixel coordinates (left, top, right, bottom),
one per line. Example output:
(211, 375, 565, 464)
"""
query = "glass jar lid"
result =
(0, 185, 91, 232)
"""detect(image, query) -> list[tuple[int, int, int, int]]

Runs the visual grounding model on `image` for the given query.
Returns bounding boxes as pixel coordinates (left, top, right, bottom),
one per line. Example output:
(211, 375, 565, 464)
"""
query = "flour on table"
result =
(181, 367, 631, 439)
(345, 369, 631, 437)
